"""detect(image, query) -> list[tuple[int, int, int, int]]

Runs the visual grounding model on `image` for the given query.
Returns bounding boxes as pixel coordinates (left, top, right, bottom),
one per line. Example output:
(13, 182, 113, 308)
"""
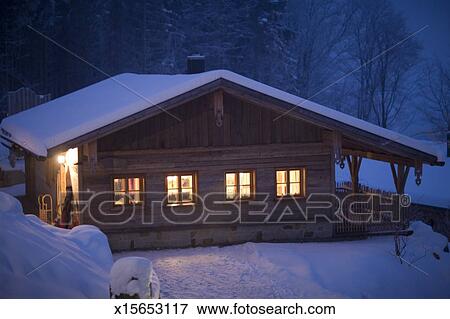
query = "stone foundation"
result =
(106, 222, 333, 251)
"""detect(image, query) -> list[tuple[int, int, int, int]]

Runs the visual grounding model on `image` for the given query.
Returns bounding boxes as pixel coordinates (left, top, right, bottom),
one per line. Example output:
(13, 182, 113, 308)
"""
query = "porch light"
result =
(57, 154, 65, 164)
(65, 148, 78, 166)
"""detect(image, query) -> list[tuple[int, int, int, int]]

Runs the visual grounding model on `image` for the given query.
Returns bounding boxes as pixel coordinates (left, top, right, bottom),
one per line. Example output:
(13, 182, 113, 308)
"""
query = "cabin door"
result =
(56, 148, 79, 226)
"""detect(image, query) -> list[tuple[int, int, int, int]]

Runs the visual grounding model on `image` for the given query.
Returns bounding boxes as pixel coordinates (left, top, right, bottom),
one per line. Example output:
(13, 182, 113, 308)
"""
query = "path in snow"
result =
(114, 222, 450, 298)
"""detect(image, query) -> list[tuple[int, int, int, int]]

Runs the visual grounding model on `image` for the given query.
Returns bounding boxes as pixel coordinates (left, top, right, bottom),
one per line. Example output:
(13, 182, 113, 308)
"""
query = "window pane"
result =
(290, 182, 301, 196)
(226, 186, 237, 200)
(114, 192, 126, 205)
(276, 170, 287, 184)
(277, 183, 287, 197)
(113, 178, 126, 192)
(128, 178, 141, 191)
(167, 175, 178, 190)
(128, 191, 141, 204)
(239, 172, 251, 186)
(167, 189, 179, 203)
(289, 170, 300, 183)
(226, 173, 237, 186)
(181, 175, 192, 188)
(240, 185, 251, 199)
(181, 188, 193, 202)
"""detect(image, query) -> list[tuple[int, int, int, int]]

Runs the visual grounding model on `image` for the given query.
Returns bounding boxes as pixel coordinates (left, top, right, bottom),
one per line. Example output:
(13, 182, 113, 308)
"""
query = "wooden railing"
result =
(334, 182, 408, 236)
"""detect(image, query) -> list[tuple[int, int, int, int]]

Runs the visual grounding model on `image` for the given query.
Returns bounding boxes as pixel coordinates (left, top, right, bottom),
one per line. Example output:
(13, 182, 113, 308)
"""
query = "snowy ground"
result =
(115, 222, 450, 298)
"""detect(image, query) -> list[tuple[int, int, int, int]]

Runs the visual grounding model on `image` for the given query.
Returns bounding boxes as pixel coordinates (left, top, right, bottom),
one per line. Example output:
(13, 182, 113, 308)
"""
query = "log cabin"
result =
(0, 58, 445, 250)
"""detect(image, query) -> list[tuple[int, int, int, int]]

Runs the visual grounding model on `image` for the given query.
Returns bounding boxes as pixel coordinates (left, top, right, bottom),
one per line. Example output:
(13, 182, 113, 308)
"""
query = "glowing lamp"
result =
(65, 148, 78, 166)
(57, 155, 65, 164)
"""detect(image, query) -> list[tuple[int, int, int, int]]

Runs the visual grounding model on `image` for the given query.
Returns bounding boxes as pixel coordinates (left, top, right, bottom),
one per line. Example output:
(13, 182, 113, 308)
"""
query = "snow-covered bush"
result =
(406, 221, 449, 260)
(110, 257, 160, 299)
(0, 191, 113, 298)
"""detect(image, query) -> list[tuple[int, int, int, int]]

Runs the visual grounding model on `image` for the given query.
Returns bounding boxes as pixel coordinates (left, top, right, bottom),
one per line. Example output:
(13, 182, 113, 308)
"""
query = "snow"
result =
(115, 222, 450, 298)
(0, 183, 25, 197)
(336, 157, 450, 208)
(110, 257, 160, 299)
(0, 70, 443, 162)
(0, 191, 113, 298)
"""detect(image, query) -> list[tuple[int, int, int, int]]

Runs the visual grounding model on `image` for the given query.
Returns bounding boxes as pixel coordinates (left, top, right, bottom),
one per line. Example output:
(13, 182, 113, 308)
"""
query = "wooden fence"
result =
(334, 182, 408, 236)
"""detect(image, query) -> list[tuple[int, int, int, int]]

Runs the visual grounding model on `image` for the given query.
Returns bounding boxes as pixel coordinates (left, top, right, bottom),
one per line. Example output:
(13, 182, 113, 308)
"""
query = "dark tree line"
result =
(0, 0, 447, 139)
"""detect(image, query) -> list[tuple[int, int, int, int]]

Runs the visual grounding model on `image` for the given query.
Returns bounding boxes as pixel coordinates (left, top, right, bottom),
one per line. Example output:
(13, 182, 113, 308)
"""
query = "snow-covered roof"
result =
(0, 70, 444, 161)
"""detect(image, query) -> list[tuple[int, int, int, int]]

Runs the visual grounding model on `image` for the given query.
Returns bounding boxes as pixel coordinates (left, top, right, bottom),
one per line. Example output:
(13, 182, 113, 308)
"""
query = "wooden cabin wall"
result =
(97, 93, 322, 152)
(27, 154, 58, 213)
(79, 91, 335, 240)
(82, 142, 334, 232)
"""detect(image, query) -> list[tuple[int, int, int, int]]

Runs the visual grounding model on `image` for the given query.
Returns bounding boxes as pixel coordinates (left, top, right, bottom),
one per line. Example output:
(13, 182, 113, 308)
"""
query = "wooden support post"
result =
(213, 90, 224, 127)
(25, 153, 36, 200)
(85, 141, 97, 173)
(390, 162, 411, 231)
(390, 162, 410, 194)
(332, 131, 342, 163)
(346, 154, 363, 193)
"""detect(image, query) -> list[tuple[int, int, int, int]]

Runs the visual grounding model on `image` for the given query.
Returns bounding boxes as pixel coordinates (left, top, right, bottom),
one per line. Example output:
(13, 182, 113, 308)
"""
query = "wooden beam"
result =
(390, 163, 398, 189)
(345, 148, 414, 167)
(86, 141, 97, 173)
(332, 131, 342, 163)
(25, 154, 36, 200)
(347, 154, 362, 193)
(390, 162, 410, 194)
(401, 166, 410, 194)
(398, 163, 405, 194)
(213, 90, 224, 127)
(357, 155, 363, 172)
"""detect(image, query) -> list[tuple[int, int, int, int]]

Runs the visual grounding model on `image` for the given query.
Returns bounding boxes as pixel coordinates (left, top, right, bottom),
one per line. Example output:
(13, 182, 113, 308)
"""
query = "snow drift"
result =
(0, 191, 113, 298)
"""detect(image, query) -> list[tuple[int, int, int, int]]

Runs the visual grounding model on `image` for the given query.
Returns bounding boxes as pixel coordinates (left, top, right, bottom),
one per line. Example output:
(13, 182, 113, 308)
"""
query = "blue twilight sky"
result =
(392, 0, 450, 61)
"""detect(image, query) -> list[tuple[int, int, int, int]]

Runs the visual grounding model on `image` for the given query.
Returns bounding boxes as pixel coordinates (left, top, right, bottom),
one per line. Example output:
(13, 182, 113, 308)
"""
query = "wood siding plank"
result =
(97, 92, 323, 152)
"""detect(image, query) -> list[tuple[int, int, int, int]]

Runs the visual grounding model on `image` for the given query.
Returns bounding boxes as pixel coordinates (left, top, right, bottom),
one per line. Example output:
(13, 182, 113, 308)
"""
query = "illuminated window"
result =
(113, 177, 144, 205)
(276, 169, 306, 197)
(166, 173, 195, 205)
(225, 171, 254, 200)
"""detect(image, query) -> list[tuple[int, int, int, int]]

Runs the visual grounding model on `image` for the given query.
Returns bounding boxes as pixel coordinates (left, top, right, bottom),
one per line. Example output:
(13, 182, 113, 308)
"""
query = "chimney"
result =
(186, 55, 205, 74)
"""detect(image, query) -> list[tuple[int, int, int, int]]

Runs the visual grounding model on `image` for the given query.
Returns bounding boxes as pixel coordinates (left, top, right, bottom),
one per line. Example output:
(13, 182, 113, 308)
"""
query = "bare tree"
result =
(370, 21, 420, 129)
(420, 61, 450, 141)
(347, 0, 421, 128)
(286, 0, 354, 102)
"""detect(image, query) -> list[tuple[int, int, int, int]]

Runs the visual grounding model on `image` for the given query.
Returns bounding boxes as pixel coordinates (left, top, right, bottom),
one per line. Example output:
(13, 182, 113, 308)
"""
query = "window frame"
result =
(164, 171, 197, 206)
(112, 175, 145, 206)
(224, 170, 256, 201)
(275, 168, 306, 199)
